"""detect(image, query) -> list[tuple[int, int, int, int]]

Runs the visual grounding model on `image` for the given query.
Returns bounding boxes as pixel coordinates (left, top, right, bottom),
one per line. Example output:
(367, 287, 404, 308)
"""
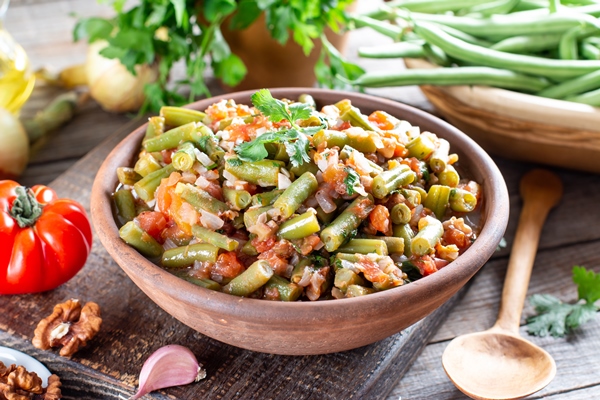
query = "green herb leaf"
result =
(526, 266, 600, 337)
(170, 0, 187, 28)
(343, 167, 361, 195)
(73, 17, 114, 43)
(226, 158, 243, 167)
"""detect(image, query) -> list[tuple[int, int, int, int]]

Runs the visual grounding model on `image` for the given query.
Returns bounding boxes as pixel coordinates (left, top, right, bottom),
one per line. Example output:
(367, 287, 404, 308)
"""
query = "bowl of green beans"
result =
(91, 88, 509, 355)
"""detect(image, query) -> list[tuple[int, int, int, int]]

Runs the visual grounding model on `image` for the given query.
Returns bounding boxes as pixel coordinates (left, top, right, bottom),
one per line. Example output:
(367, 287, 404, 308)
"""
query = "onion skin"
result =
(86, 41, 159, 113)
(0, 107, 29, 179)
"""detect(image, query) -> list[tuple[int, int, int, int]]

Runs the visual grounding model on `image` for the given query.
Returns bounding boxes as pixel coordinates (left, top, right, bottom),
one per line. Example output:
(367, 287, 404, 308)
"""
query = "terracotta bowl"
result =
(91, 88, 509, 355)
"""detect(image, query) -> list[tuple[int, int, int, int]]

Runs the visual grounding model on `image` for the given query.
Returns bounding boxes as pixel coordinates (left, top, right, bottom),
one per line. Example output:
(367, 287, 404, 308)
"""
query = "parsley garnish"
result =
(343, 167, 361, 195)
(226, 158, 243, 167)
(234, 89, 325, 168)
(526, 266, 600, 338)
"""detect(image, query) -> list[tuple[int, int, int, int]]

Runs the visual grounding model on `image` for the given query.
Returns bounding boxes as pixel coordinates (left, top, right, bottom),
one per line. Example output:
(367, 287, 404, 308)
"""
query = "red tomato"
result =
(136, 211, 167, 242)
(0, 180, 92, 294)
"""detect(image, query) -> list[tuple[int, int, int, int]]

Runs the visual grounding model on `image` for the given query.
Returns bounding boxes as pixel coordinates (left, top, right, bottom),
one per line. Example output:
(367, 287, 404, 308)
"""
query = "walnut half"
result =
(32, 299, 102, 358)
(0, 361, 62, 400)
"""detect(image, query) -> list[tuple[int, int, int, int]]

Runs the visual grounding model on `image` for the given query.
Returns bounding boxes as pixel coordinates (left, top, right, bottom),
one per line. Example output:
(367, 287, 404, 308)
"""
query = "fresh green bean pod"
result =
(117, 167, 142, 186)
(358, 41, 426, 59)
(273, 172, 318, 219)
(222, 187, 251, 211)
(251, 189, 284, 206)
(161, 243, 220, 268)
(565, 86, 600, 105)
(390, 202, 412, 225)
(175, 182, 229, 215)
(119, 221, 163, 258)
(490, 33, 564, 53)
(406, 134, 436, 160)
(313, 129, 378, 153)
(338, 238, 389, 255)
(172, 141, 196, 171)
(223, 260, 274, 297)
(438, 164, 460, 188)
(160, 106, 206, 127)
(133, 164, 175, 202)
(345, 284, 375, 297)
(365, 235, 405, 254)
(134, 152, 162, 177)
(113, 189, 137, 225)
(581, 42, 600, 60)
(290, 257, 313, 283)
(382, 0, 496, 13)
(174, 273, 221, 291)
(243, 205, 273, 229)
(350, 14, 403, 41)
(449, 188, 478, 213)
(334, 268, 365, 293)
(143, 122, 197, 152)
(424, 184, 452, 219)
(411, 216, 444, 256)
(372, 164, 415, 199)
(225, 159, 283, 187)
(144, 116, 165, 141)
(192, 225, 239, 251)
(393, 223, 415, 257)
(277, 211, 321, 240)
(467, 0, 520, 17)
(537, 69, 600, 98)
(430, 139, 450, 174)
(264, 275, 303, 301)
(320, 195, 375, 252)
(415, 21, 600, 80)
(424, 43, 450, 66)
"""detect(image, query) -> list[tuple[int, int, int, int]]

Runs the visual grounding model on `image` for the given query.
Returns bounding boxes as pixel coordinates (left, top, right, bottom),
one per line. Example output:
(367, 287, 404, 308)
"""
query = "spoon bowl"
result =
(442, 169, 562, 399)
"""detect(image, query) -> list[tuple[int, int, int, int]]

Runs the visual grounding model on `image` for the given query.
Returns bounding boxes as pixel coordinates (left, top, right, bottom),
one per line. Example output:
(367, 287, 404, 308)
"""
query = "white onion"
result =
(316, 189, 337, 213)
(181, 171, 196, 183)
(194, 175, 211, 189)
(162, 238, 178, 251)
(278, 173, 292, 189)
(200, 210, 224, 230)
(193, 148, 214, 167)
(223, 170, 239, 182)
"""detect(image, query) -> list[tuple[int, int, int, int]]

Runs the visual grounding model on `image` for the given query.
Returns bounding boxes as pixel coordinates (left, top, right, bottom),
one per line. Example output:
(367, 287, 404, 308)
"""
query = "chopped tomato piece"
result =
(369, 205, 392, 236)
(136, 211, 167, 242)
(213, 252, 245, 278)
(369, 110, 395, 131)
(412, 255, 438, 276)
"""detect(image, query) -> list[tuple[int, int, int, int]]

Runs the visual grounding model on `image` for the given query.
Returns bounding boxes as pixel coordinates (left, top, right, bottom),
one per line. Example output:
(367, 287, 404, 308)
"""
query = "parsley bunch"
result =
(74, 0, 361, 112)
(235, 89, 325, 168)
(527, 266, 600, 338)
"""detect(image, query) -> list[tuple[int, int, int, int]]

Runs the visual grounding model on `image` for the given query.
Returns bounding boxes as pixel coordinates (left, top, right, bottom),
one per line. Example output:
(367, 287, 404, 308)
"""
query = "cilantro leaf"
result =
(234, 128, 310, 168)
(344, 167, 361, 195)
(251, 89, 312, 125)
(526, 266, 600, 337)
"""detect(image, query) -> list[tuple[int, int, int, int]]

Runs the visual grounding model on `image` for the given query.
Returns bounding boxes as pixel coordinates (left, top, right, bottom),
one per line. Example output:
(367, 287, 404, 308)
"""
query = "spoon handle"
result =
(493, 169, 563, 334)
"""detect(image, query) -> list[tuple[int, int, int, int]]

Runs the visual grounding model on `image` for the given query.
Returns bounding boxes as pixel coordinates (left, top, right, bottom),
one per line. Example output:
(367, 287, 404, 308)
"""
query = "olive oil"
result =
(0, 11, 35, 114)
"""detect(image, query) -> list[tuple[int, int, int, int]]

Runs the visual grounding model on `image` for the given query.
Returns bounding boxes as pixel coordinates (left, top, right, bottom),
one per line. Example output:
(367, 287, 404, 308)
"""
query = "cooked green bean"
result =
(175, 182, 229, 215)
(401, 188, 422, 207)
(411, 216, 444, 256)
(406, 134, 436, 160)
(173, 272, 221, 291)
(143, 122, 198, 152)
(224, 158, 283, 187)
(160, 106, 206, 127)
(223, 187, 251, 211)
(339, 105, 378, 132)
(192, 225, 239, 251)
(243, 205, 273, 229)
(339, 145, 384, 176)
(133, 164, 175, 202)
(290, 257, 313, 283)
(345, 284, 375, 297)
(241, 238, 259, 256)
(320, 195, 375, 252)
(196, 124, 225, 163)
(338, 238, 389, 255)
(134, 152, 162, 177)
(289, 159, 319, 178)
(390, 202, 412, 225)
(424, 184, 452, 219)
(172, 141, 196, 171)
(438, 164, 460, 188)
(277, 211, 321, 240)
(365, 235, 405, 254)
(265, 275, 303, 301)
(449, 188, 478, 213)
(223, 260, 273, 297)
(113, 189, 137, 224)
(315, 206, 336, 224)
(393, 223, 415, 257)
(117, 167, 142, 186)
(161, 243, 220, 268)
(372, 164, 415, 199)
(334, 268, 365, 293)
(119, 221, 163, 258)
(430, 139, 450, 174)
(273, 172, 318, 219)
(144, 116, 165, 141)
(251, 189, 284, 206)
(313, 129, 379, 153)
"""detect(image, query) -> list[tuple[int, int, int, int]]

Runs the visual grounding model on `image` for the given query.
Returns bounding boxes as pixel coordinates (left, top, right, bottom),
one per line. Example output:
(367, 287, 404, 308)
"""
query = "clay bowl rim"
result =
(91, 88, 509, 328)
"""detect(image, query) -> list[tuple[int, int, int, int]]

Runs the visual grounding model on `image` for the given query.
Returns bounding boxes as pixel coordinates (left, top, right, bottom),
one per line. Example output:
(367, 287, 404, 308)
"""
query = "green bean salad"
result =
(113, 89, 481, 301)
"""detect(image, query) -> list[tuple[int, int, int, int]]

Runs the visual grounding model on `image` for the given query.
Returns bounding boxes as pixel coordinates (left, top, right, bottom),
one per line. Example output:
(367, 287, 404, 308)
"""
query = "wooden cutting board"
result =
(0, 120, 469, 400)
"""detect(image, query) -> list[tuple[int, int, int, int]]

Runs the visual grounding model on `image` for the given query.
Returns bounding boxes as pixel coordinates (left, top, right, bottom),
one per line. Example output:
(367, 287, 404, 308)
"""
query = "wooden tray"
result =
(404, 58, 600, 174)
(0, 120, 469, 399)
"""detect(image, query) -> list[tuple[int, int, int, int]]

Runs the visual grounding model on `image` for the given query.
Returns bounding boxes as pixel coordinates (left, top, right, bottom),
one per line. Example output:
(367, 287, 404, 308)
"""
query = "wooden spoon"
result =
(442, 169, 563, 400)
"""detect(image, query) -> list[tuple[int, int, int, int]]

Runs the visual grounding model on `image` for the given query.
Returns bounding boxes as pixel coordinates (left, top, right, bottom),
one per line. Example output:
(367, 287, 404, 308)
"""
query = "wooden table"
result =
(5, 1, 600, 399)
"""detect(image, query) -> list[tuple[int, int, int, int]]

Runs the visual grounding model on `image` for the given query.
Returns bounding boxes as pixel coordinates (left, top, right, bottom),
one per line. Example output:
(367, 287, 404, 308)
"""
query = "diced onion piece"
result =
(193, 148, 214, 167)
(194, 175, 211, 189)
(223, 170, 239, 183)
(200, 210, 224, 230)
(316, 189, 337, 213)
(278, 173, 292, 190)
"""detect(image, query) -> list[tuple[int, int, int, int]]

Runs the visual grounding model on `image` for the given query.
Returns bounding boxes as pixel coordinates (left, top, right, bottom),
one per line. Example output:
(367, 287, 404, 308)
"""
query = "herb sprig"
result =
(74, 0, 361, 112)
(526, 266, 600, 338)
(234, 89, 325, 168)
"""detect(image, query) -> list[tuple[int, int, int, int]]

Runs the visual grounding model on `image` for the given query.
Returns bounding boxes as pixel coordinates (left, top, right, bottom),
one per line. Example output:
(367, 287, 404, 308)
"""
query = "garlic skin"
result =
(86, 41, 159, 113)
(130, 344, 206, 399)
(0, 107, 29, 179)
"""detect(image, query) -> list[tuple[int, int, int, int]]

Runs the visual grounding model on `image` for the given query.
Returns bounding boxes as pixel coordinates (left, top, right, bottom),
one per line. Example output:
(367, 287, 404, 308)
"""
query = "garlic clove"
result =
(130, 344, 206, 399)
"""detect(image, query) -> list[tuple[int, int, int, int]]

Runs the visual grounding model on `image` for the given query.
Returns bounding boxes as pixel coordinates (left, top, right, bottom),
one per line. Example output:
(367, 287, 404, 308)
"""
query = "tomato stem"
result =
(10, 186, 43, 228)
